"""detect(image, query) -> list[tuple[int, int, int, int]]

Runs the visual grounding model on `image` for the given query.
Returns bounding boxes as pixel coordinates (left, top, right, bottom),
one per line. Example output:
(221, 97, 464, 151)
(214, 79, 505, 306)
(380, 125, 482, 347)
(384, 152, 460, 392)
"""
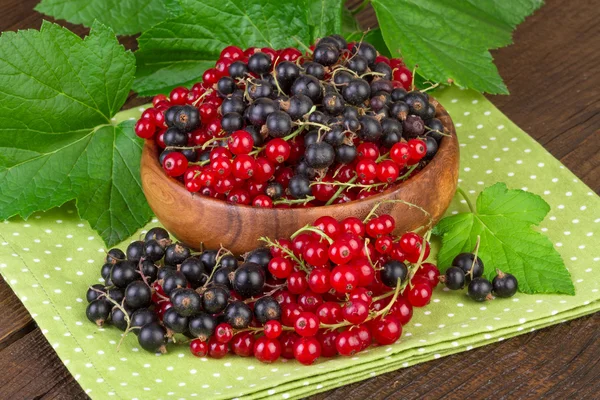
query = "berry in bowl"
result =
(138, 35, 459, 253)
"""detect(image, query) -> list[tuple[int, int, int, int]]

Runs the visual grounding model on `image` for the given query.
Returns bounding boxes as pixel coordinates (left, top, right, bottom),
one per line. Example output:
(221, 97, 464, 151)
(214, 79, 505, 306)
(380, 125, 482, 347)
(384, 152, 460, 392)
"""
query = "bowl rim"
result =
(142, 97, 457, 214)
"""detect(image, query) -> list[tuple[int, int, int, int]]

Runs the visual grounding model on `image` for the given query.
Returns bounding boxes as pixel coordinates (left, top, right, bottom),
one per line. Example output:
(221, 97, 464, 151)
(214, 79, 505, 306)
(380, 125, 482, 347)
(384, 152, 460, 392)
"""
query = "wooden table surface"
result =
(1, 0, 599, 398)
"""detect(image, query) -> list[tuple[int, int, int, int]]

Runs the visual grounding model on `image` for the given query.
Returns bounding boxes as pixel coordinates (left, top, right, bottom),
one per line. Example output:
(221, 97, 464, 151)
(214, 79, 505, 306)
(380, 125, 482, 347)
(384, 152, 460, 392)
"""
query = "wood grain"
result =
(0, 0, 599, 398)
(141, 99, 459, 254)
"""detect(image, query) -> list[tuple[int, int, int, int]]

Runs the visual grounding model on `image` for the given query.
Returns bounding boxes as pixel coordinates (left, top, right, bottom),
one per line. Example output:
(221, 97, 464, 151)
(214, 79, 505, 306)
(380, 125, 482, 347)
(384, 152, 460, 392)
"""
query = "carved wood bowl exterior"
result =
(140, 97, 459, 254)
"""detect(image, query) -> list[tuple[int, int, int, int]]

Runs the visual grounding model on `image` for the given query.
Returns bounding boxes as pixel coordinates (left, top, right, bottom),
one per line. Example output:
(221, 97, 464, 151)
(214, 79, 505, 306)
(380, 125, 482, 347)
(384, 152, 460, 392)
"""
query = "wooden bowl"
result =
(141, 98, 459, 254)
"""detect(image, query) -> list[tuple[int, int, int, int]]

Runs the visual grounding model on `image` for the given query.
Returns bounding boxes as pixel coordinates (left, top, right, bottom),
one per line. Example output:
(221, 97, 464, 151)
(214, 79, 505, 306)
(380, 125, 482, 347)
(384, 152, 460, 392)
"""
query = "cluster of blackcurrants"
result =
(440, 252, 519, 301)
(135, 34, 446, 208)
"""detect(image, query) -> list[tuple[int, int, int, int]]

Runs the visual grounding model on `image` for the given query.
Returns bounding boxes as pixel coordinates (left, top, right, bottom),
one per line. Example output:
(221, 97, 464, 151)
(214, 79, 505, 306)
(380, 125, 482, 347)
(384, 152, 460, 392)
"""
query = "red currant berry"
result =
(227, 188, 251, 205)
(253, 336, 281, 363)
(407, 282, 432, 307)
(297, 290, 323, 313)
(210, 147, 231, 161)
(356, 159, 377, 183)
(215, 323, 234, 344)
(313, 216, 342, 240)
(390, 142, 410, 165)
(366, 217, 386, 237)
(265, 138, 291, 164)
(375, 235, 393, 254)
(390, 243, 407, 262)
(330, 265, 359, 293)
(208, 337, 228, 358)
(253, 194, 273, 208)
(303, 241, 329, 267)
(349, 258, 375, 287)
(279, 331, 300, 359)
(379, 214, 396, 234)
(399, 232, 422, 255)
(311, 178, 336, 202)
(268, 257, 294, 279)
(389, 296, 413, 325)
(294, 337, 321, 365)
(357, 142, 380, 160)
(202, 68, 220, 85)
(415, 263, 440, 287)
(341, 217, 366, 237)
(210, 157, 232, 178)
(220, 45, 244, 60)
(316, 330, 339, 357)
(214, 176, 235, 194)
(232, 154, 256, 179)
(349, 287, 372, 305)
(376, 160, 400, 183)
(152, 94, 168, 107)
(190, 339, 208, 357)
(169, 86, 189, 105)
(407, 139, 427, 164)
(281, 303, 302, 326)
(342, 299, 369, 324)
(228, 130, 254, 154)
(392, 66, 412, 90)
(371, 315, 402, 345)
(135, 119, 156, 139)
(316, 301, 343, 324)
(253, 157, 275, 182)
(264, 320, 283, 339)
(308, 268, 331, 294)
(355, 324, 373, 350)
(291, 233, 312, 257)
(294, 312, 320, 337)
(280, 47, 302, 61)
(335, 329, 362, 356)
(231, 332, 255, 357)
(198, 103, 217, 122)
(287, 271, 309, 295)
(273, 289, 296, 306)
(328, 240, 354, 265)
(163, 152, 188, 177)
(247, 180, 266, 197)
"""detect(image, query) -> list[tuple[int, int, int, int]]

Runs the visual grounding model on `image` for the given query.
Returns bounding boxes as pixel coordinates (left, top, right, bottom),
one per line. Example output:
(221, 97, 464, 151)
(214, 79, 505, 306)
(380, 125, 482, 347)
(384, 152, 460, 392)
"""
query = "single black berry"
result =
(254, 296, 282, 324)
(492, 270, 518, 298)
(303, 61, 325, 80)
(352, 42, 377, 65)
(347, 55, 368, 75)
(247, 52, 271, 75)
(224, 301, 252, 329)
(130, 308, 158, 334)
(442, 266, 466, 290)
(426, 118, 444, 142)
(100, 263, 113, 282)
(126, 241, 145, 263)
(180, 257, 206, 287)
(313, 44, 340, 66)
(171, 288, 202, 317)
(86, 299, 111, 326)
(221, 112, 244, 132)
(380, 260, 408, 287)
(322, 92, 345, 116)
(157, 265, 176, 281)
(266, 182, 284, 199)
(404, 91, 429, 119)
(217, 76, 236, 96)
(343, 79, 371, 105)
(358, 115, 383, 142)
(402, 115, 425, 138)
(373, 62, 393, 80)
(165, 106, 182, 127)
(219, 254, 238, 270)
(336, 144, 357, 164)
(111, 305, 132, 331)
(162, 271, 187, 296)
(390, 101, 409, 121)
(144, 240, 165, 262)
(305, 141, 335, 169)
(212, 266, 234, 289)
(266, 111, 292, 137)
(245, 98, 277, 126)
(140, 260, 158, 283)
(248, 79, 273, 100)
(232, 263, 265, 298)
(295, 160, 317, 179)
(144, 227, 170, 244)
(288, 174, 312, 199)
(291, 75, 323, 103)
(391, 88, 407, 102)
(106, 248, 125, 264)
(188, 313, 217, 341)
(163, 308, 189, 334)
(110, 260, 140, 288)
(125, 281, 152, 309)
(452, 253, 484, 282)
(86, 284, 105, 303)
(275, 61, 300, 90)
(246, 247, 272, 269)
(202, 286, 230, 314)
(467, 277, 493, 302)
(164, 243, 191, 266)
(229, 60, 248, 79)
(138, 322, 167, 353)
(173, 105, 200, 132)
(200, 250, 218, 272)
(222, 96, 246, 115)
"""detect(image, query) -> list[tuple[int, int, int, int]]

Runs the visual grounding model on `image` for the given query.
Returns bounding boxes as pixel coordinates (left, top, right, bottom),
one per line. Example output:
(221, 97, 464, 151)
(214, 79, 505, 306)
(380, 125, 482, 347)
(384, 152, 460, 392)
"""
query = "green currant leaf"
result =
(433, 183, 574, 295)
(308, 0, 343, 39)
(0, 21, 152, 246)
(134, 0, 318, 96)
(35, 0, 182, 36)
(371, 0, 543, 94)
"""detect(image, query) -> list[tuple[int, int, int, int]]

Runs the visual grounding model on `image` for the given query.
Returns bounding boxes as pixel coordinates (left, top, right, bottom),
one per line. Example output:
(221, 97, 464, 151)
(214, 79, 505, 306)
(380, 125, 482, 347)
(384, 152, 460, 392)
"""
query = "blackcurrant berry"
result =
(373, 62, 393, 80)
(423, 136, 438, 160)
(180, 257, 206, 287)
(371, 79, 394, 94)
(125, 281, 152, 309)
(333, 70, 353, 86)
(212, 266, 234, 289)
(254, 296, 282, 324)
(100, 263, 113, 282)
(246, 247, 272, 269)
(404, 91, 429, 119)
(381, 117, 402, 136)
(322, 92, 345, 116)
(426, 118, 444, 142)
(111, 260, 140, 288)
(138, 322, 167, 353)
(157, 265, 176, 281)
(233, 263, 265, 298)
(202, 285, 230, 314)
(188, 313, 217, 341)
(266, 182, 284, 199)
(358, 115, 383, 142)
(144, 240, 165, 262)
(224, 301, 253, 329)
(164, 106, 182, 127)
(140, 260, 158, 283)
(302, 61, 325, 80)
(402, 115, 425, 138)
(248, 52, 272, 75)
(370, 91, 392, 111)
(171, 288, 202, 316)
(336, 144, 357, 164)
(382, 130, 401, 148)
(390, 101, 409, 121)
(313, 44, 339, 66)
(217, 76, 236, 96)
(163, 308, 189, 334)
(304, 130, 319, 147)
(452, 253, 484, 282)
(266, 110, 292, 137)
(222, 96, 246, 115)
(291, 75, 323, 103)
(492, 270, 518, 298)
(86, 299, 111, 326)
(221, 112, 244, 132)
(422, 103, 436, 120)
(164, 243, 191, 266)
(246, 98, 277, 126)
(467, 277, 493, 302)
(126, 240, 145, 263)
(380, 260, 408, 287)
(173, 105, 200, 133)
(343, 116, 360, 132)
(275, 61, 301, 91)
(391, 87, 407, 102)
(144, 227, 170, 243)
(130, 308, 158, 334)
(305, 142, 335, 169)
(200, 250, 218, 272)
(347, 55, 368, 74)
(162, 271, 187, 296)
(343, 79, 371, 105)
(323, 125, 345, 146)
(244, 125, 263, 146)
(248, 79, 273, 100)
(309, 111, 328, 125)
(111, 305, 132, 331)
(352, 42, 377, 65)
(288, 174, 312, 199)
(106, 248, 125, 264)
(229, 60, 248, 79)
(86, 284, 105, 303)
(443, 266, 466, 290)
(295, 159, 317, 179)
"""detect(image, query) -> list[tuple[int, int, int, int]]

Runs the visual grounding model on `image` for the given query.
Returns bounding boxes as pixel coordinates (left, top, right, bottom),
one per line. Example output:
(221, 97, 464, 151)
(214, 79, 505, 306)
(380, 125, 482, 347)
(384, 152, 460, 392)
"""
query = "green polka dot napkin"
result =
(1, 86, 598, 400)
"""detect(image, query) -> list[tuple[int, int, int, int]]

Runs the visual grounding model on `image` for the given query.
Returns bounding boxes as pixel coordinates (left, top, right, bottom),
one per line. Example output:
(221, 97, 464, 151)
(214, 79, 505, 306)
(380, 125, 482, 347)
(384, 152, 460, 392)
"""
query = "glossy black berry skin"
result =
(144, 239, 165, 262)
(164, 243, 191, 266)
(358, 116, 383, 142)
(313, 44, 339, 66)
(305, 142, 335, 169)
(188, 313, 217, 341)
(173, 105, 200, 132)
(139, 260, 158, 283)
(217, 76, 236, 96)
(352, 42, 377, 65)
(202, 285, 230, 314)
(492, 271, 518, 298)
(303, 61, 325, 80)
(164, 106, 182, 127)
(289, 174, 312, 199)
(246, 247, 272, 269)
(443, 266, 466, 290)
(162, 271, 188, 296)
(248, 52, 272, 75)
(157, 265, 176, 281)
(130, 308, 159, 334)
(222, 96, 246, 115)
(380, 260, 409, 288)
(138, 322, 167, 353)
(347, 55, 368, 75)
(233, 263, 265, 298)
(221, 112, 244, 132)
(404, 91, 429, 119)
(467, 277, 493, 302)
(106, 248, 125, 264)
(275, 61, 300, 91)
(336, 144, 357, 164)
(343, 79, 371, 106)
(125, 281, 152, 309)
(426, 118, 444, 142)
(212, 266, 234, 289)
(373, 62, 392, 80)
(390, 101, 409, 121)
(163, 127, 187, 147)
(322, 93, 345, 116)
(284, 94, 313, 121)
(266, 182, 284, 199)
(246, 98, 277, 126)
(229, 60, 248, 78)
(180, 257, 206, 287)
(111, 306, 131, 331)
(144, 227, 170, 243)
(171, 288, 202, 317)
(424, 136, 438, 160)
(402, 115, 425, 138)
(253, 296, 282, 324)
(86, 284, 105, 303)
(110, 261, 140, 288)
(126, 240, 145, 263)
(100, 263, 113, 281)
(291, 75, 323, 103)
(86, 299, 111, 326)
(224, 301, 253, 329)
(200, 250, 218, 272)
(163, 308, 189, 334)
(266, 111, 292, 137)
(452, 253, 484, 282)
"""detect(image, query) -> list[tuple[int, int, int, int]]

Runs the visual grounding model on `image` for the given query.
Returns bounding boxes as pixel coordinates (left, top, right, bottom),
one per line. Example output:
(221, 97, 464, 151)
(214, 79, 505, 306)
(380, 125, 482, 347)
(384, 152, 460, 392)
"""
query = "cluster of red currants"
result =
(134, 35, 442, 208)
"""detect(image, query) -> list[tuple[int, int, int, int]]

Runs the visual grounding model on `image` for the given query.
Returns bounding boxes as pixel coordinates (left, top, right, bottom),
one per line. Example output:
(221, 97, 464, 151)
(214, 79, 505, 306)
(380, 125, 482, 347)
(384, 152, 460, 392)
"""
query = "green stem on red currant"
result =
(259, 236, 309, 273)
(272, 195, 316, 205)
(290, 225, 334, 245)
(324, 176, 358, 206)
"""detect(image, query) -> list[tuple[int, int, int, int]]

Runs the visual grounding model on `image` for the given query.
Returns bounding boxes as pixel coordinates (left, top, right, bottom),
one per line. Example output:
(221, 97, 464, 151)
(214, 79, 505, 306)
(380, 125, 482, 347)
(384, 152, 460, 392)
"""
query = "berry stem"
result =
(201, 246, 233, 289)
(272, 196, 316, 205)
(362, 197, 431, 229)
(290, 225, 334, 245)
(259, 236, 309, 273)
(456, 186, 475, 213)
(468, 235, 481, 280)
(324, 176, 357, 206)
(89, 286, 131, 351)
